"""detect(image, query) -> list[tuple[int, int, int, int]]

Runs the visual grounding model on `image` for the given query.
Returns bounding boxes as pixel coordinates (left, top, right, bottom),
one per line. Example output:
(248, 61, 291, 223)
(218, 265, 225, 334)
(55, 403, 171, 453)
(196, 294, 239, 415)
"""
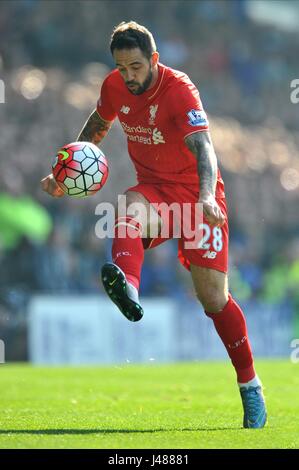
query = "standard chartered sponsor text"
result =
(121, 122, 153, 134)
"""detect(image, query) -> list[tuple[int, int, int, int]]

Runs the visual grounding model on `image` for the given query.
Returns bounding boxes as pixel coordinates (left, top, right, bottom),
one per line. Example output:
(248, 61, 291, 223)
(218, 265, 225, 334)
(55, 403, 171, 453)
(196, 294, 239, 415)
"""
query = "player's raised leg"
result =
(190, 265, 267, 429)
(101, 189, 162, 322)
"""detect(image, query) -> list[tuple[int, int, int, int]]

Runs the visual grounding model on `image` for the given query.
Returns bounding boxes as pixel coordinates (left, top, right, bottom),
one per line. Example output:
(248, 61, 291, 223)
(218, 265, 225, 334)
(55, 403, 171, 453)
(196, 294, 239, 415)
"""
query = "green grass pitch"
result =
(0, 360, 298, 449)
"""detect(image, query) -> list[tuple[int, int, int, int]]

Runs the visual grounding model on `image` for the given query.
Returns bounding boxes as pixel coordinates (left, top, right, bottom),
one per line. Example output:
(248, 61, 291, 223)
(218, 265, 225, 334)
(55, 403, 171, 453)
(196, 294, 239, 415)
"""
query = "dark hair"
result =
(110, 21, 156, 60)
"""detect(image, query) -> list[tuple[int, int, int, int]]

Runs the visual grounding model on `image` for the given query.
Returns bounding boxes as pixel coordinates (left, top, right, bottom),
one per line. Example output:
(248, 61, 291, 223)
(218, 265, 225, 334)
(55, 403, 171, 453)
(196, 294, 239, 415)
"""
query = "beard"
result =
(126, 67, 153, 95)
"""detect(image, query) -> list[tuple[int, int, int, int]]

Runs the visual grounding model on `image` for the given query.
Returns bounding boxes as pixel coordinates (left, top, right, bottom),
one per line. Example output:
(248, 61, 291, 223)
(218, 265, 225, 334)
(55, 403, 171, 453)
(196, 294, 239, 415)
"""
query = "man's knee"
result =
(195, 287, 228, 313)
(115, 191, 147, 232)
(116, 191, 161, 238)
(117, 191, 146, 214)
(190, 266, 229, 314)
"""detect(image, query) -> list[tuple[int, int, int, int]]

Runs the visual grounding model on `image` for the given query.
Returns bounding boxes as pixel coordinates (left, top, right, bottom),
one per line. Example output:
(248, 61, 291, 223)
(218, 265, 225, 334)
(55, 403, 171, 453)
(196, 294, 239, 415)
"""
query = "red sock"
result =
(112, 216, 144, 290)
(205, 295, 255, 383)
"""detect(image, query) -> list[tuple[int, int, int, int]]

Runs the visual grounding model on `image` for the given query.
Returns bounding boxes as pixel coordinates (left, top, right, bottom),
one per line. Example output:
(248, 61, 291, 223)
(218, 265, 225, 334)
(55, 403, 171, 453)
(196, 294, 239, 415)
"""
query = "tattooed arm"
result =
(185, 131, 217, 196)
(185, 131, 225, 226)
(77, 109, 112, 144)
(41, 110, 112, 197)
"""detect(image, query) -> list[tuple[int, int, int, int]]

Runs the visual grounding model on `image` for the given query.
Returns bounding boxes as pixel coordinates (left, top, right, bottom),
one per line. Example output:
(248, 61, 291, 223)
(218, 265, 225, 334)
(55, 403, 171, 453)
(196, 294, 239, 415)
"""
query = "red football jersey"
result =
(97, 63, 225, 198)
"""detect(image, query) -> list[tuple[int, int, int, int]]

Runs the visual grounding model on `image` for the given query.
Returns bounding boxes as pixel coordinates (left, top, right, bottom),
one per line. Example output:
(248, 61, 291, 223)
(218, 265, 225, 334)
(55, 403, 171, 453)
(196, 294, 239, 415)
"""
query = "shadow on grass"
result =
(0, 427, 241, 435)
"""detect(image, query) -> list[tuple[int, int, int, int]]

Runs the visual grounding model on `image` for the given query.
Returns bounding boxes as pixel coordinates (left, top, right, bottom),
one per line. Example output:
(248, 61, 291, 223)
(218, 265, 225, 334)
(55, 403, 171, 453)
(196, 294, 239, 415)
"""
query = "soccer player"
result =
(41, 21, 267, 428)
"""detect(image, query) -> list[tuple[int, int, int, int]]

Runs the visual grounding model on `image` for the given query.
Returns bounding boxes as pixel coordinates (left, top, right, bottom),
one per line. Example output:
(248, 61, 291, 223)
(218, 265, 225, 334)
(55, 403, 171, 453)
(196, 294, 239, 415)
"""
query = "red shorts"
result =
(127, 183, 229, 273)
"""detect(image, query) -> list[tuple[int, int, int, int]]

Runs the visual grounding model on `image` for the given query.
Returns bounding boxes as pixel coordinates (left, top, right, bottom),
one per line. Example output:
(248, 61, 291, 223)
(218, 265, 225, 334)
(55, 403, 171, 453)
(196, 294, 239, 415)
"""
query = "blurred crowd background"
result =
(1, 0, 299, 360)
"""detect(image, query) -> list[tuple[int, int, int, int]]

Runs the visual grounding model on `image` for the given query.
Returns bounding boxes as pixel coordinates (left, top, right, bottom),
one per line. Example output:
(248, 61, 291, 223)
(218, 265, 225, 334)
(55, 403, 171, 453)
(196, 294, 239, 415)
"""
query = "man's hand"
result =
(40, 173, 65, 198)
(200, 192, 225, 227)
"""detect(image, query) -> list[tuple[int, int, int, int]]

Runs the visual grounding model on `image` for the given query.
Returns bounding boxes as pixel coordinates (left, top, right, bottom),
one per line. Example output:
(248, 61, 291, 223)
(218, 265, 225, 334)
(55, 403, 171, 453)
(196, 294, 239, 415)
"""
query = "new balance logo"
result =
(202, 250, 217, 259)
(120, 105, 130, 114)
(152, 127, 165, 145)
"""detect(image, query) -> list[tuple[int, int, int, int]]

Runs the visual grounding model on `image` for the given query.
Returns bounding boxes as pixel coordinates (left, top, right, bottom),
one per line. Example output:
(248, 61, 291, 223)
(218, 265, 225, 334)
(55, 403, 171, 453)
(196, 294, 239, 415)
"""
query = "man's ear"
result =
(151, 51, 159, 67)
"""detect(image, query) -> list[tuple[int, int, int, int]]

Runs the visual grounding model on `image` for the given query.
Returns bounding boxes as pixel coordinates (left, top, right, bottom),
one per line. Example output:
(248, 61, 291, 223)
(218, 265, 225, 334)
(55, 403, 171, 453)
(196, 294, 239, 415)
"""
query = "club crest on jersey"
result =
(149, 104, 158, 125)
(187, 109, 208, 127)
(120, 105, 130, 114)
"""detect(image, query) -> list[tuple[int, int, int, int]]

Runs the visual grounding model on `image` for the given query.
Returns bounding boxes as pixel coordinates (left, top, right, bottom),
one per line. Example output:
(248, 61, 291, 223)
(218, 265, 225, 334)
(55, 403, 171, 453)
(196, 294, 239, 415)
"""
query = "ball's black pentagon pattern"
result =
(93, 172, 103, 184)
(86, 175, 94, 188)
(68, 187, 85, 196)
(74, 174, 85, 190)
(73, 150, 86, 163)
(64, 177, 76, 189)
(85, 162, 99, 176)
(82, 145, 97, 159)
(81, 157, 95, 171)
